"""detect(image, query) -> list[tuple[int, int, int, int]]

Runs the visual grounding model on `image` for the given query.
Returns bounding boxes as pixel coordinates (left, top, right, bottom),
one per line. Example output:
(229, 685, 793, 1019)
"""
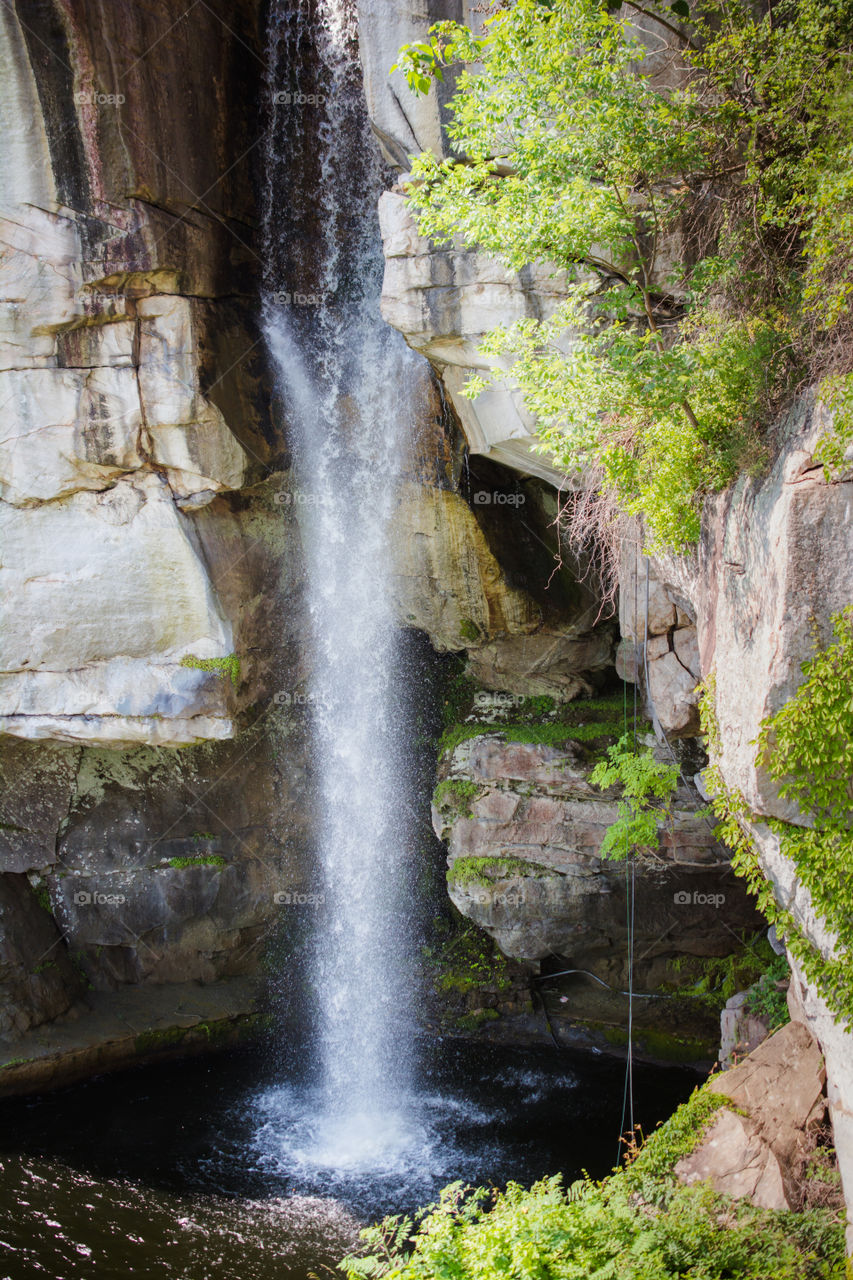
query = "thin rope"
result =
(620, 853, 636, 1151)
(617, 533, 640, 1164)
(628, 857, 635, 1134)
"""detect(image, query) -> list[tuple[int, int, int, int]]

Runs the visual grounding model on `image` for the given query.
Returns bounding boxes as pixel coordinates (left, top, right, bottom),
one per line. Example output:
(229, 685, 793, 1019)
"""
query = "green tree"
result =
(394, 0, 853, 552)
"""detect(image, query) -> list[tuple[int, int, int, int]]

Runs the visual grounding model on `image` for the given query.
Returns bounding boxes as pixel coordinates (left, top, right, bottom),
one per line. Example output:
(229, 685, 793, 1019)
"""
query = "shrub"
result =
(340, 1085, 844, 1279)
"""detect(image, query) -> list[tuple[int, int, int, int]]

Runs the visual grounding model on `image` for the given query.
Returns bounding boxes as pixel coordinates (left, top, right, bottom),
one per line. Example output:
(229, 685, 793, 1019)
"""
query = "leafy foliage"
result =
(394, 0, 853, 551)
(756, 608, 853, 1025)
(590, 735, 680, 859)
(339, 1085, 845, 1280)
(746, 953, 792, 1029)
(667, 932, 787, 1014)
(814, 373, 853, 477)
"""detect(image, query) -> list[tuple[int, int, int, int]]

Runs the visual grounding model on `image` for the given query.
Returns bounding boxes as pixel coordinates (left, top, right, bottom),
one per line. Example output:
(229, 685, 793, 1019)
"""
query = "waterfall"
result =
(261, 0, 419, 1167)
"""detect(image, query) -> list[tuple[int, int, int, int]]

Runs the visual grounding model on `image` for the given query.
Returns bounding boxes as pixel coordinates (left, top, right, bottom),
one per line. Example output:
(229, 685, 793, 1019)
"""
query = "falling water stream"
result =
(260, 0, 421, 1172)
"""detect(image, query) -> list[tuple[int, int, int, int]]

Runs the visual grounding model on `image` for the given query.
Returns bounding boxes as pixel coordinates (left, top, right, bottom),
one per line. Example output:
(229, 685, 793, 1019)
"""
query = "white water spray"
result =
(262, 0, 420, 1169)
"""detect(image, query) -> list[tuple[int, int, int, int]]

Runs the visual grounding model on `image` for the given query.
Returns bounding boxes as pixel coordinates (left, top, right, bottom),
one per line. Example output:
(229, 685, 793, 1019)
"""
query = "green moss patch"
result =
(424, 924, 514, 997)
(454, 1008, 500, 1032)
(447, 855, 552, 891)
(166, 855, 226, 870)
(438, 692, 645, 758)
(432, 778, 482, 819)
(179, 653, 241, 688)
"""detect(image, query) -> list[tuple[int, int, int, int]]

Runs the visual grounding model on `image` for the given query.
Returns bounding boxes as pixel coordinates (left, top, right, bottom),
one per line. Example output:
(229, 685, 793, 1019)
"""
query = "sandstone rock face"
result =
(0, 474, 235, 746)
(355, 0, 463, 167)
(677, 1020, 826, 1210)
(465, 631, 614, 702)
(697, 397, 853, 817)
(391, 421, 616, 695)
(0, 475, 316, 1013)
(622, 395, 853, 1232)
(380, 188, 568, 483)
(0, 2, 271, 749)
(435, 732, 760, 979)
(0, 0, 317, 1037)
(390, 482, 541, 649)
(687, 397, 853, 1232)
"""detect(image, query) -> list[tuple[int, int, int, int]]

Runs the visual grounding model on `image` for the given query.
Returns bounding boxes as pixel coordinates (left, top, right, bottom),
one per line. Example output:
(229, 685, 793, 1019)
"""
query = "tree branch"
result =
(620, 0, 701, 52)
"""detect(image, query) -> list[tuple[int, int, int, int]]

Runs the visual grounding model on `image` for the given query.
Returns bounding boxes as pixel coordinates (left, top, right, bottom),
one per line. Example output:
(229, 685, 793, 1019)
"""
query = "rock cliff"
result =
(0, 0, 304, 1045)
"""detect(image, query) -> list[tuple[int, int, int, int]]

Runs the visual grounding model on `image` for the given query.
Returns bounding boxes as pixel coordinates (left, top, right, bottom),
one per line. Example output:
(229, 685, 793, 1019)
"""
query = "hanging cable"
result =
(617, 532, 640, 1164)
(628, 857, 635, 1134)
(620, 831, 636, 1150)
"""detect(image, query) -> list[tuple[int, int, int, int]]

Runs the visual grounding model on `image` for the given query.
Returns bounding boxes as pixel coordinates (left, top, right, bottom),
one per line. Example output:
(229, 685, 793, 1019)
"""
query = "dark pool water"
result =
(0, 1040, 699, 1280)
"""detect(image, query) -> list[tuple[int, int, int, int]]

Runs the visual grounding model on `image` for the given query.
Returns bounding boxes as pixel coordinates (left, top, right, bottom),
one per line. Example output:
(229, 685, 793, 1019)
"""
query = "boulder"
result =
(646, 647, 700, 735)
(437, 733, 760, 973)
(677, 1020, 826, 1209)
(676, 1107, 789, 1211)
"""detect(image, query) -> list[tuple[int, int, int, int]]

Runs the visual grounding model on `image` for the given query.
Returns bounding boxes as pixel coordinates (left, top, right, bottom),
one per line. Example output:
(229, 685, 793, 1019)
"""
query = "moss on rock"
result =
(447, 855, 553, 890)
